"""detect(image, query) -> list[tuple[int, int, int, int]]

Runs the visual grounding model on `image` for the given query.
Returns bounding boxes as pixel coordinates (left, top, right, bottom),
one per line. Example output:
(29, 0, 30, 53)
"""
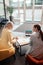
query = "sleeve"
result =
(25, 46, 32, 55)
(25, 36, 33, 55)
(7, 31, 17, 44)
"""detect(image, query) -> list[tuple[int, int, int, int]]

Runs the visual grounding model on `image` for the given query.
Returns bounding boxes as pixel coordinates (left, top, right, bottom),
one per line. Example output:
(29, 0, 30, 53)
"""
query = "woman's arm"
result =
(7, 31, 18, 44)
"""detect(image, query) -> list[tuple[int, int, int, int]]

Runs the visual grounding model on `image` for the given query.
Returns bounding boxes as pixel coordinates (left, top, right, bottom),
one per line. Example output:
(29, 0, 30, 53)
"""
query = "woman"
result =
(0, 22, 17, 49)
(0, 22, 18, 60)
(26, 24, 43, 59)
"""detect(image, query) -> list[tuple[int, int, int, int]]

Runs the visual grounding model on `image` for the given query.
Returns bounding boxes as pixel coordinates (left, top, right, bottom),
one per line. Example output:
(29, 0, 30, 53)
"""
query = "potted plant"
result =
(7, 6, 14, 21)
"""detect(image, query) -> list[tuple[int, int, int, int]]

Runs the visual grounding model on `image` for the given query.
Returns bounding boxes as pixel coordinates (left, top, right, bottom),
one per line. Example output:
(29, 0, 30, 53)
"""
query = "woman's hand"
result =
(11, 39, 17, 44)
(12, 37, 18, 40)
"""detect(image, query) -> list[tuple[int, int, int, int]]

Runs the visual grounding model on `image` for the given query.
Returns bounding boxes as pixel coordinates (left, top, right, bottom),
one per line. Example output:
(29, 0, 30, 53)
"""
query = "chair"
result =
(25, 55, 43, 65)
(0, 44, 15, 61)
(0, 18, 8, 28)
(0, 38, 15, 61)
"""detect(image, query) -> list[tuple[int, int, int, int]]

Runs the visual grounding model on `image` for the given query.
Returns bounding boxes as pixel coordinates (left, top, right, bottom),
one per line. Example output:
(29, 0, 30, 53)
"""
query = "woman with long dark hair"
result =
(33, 24, 43, 41)
(26, 24, 43, 59)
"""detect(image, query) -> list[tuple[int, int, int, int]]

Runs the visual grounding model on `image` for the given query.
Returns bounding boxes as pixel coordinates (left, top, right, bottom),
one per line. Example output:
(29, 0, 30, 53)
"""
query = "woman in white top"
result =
(26, 24, 43, 59)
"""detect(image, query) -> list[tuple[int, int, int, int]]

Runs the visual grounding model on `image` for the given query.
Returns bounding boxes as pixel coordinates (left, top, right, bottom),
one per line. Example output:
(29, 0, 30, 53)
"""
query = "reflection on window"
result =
(26, 9, 32, 22)
(35, 0, 43, 5)
(26, 0, 32, 7)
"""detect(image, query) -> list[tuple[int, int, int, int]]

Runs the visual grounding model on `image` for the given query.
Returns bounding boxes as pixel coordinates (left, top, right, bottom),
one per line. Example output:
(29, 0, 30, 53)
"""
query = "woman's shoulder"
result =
(30, 32, 39, 41)
(31, 32, 39, 37)
(2, 28, 11, 34)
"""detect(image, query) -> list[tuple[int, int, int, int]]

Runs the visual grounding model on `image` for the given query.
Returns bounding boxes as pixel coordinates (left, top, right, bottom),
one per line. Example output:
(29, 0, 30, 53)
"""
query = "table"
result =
(17, 37, 31, 55)
(11, 32, 31, 55)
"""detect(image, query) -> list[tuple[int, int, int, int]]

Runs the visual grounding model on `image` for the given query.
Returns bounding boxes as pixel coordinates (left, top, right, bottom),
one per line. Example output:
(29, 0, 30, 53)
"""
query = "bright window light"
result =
(19, 0, 24, 2)
(0, 0, 3, 2)
(26, 0, 31, 4)
(13, 0, 18, 2)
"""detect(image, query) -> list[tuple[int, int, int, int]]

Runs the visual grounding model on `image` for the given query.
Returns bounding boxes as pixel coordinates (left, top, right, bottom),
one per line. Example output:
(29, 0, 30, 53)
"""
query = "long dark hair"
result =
(34, 24, 43, 41)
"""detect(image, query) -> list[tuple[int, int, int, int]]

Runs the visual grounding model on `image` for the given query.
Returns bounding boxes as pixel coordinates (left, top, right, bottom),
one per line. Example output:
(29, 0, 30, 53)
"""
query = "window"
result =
(12, 9, 19, 18)
(26, 0, 32, 7)
(25, 9, 32, 22)
(0, 0, 5, 18)
(20, 9, 24, 22)
(34, 9, 42, 22)
(0, 0, 3, 2)
(19, 0, 24, 7)
(9, 0, 18, 7)
(6, 0, 43, 23)
(35, 0, 43, 5)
